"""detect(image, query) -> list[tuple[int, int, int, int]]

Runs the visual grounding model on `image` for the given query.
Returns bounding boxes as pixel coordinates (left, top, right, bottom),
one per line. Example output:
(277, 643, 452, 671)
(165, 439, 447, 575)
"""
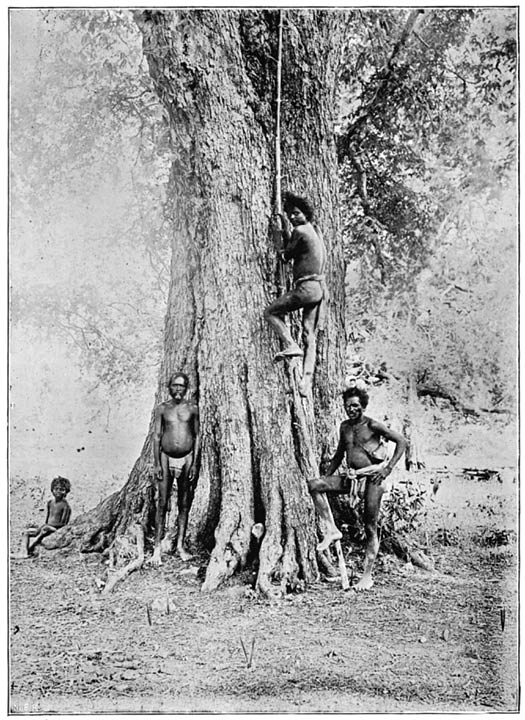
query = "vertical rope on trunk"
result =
(275, 10, 283, 215)
(275, 10, 285, 290)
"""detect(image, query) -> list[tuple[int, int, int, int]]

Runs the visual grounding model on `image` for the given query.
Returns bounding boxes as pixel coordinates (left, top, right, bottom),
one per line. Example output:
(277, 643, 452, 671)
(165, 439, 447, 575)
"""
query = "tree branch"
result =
(417, 385, 511, 416)
(338, 10, 425, 280)
(412, 30, 476, 87)
(348, 149, 370, 213)
(345, 9, 424, 137)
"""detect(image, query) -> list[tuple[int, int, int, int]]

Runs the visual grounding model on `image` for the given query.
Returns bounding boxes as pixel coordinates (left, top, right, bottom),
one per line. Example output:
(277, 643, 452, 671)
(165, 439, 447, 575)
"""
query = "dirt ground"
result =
(9, 469, 518, 713)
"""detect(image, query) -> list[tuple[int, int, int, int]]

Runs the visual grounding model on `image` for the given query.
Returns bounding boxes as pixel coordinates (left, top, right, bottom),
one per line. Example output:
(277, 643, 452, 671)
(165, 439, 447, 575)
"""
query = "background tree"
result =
(338, 9, 516, 391)
(11, 9, 170, 396)
(335, 8, 516, 464)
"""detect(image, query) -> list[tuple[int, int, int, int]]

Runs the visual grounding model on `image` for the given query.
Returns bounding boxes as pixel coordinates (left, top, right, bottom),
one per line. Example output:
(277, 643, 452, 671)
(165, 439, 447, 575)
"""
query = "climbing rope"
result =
(275, 10, 283, 217)
(274, 11, 286, 292)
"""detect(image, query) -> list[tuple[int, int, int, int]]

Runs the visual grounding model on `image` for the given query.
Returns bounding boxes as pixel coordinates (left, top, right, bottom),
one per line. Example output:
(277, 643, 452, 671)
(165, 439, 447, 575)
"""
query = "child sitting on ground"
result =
(15, 476, 71, 558)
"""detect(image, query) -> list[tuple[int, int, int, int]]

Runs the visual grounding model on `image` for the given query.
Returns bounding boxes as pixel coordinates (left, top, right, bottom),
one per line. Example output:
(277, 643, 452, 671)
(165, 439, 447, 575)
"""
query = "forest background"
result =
(10, 6, 516, 519)
(7, 7, 518, 711)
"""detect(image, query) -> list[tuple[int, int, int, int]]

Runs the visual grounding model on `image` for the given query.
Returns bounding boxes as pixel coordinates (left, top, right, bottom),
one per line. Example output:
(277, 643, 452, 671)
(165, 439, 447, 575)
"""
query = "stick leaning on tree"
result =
(274, 9, 286, 291)
(273, 11, 348, 592)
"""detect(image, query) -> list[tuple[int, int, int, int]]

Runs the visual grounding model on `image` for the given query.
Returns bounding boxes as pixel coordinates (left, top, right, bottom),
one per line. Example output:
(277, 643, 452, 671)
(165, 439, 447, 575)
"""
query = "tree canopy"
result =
(10, 7, 517, 468)
(336, 8, 516, 414)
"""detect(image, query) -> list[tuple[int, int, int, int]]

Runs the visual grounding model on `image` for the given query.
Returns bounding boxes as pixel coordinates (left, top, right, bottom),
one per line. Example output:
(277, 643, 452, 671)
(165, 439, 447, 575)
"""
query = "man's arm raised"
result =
(282, 226, 305, 262)
(273, 213, 291, 261)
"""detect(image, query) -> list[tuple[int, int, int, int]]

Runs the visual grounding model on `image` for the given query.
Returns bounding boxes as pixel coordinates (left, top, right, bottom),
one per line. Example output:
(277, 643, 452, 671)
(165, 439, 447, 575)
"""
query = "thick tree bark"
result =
(50, 9, 349, 595)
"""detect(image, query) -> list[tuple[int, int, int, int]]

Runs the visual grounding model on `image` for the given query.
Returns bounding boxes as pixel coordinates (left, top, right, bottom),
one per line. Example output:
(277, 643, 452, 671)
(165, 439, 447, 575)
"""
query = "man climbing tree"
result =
(265, 192, 327, 397)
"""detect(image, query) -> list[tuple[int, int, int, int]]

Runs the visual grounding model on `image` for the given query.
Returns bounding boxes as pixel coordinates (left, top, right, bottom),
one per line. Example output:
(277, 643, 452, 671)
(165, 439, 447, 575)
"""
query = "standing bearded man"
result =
(151, 372, 200, 565)
(309, 387, 407, 591)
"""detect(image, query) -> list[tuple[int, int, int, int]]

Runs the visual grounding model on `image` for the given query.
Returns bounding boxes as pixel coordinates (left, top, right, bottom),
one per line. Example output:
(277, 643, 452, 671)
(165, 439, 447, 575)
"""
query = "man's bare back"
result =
(264, 192, 327, 396)
(283, 222, 325, 282)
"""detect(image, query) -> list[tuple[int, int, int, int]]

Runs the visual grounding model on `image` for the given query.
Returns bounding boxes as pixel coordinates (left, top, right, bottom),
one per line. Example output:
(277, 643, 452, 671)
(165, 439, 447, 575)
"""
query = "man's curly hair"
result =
(168, 372, 189, 387)
(51, 476, 71, 494)
(282, 191, 314, 222)
(342, 386, 369, 409)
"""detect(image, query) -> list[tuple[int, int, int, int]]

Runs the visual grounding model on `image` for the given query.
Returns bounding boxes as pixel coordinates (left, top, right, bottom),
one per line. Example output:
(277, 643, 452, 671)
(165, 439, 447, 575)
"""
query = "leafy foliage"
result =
(11, 9, 171, 397)
(339, 477, 430, 555)
(361, 187, 516, 412)
(12, 282, 161, 391)
(380, 479, 428, 540)
(337, 8, 516, 414)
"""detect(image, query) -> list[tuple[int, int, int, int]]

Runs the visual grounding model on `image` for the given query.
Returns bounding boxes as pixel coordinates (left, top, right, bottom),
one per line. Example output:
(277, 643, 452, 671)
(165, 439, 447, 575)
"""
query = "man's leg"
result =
(27, 525, 56, 554)
(160, 465, 179, 554)
(175, 456, 194, 561)
(298, 304, 318, 396)
(151, 451, 173, 566)
(307, 475, 347, 551)
(353, 479, 385, 591)
(264, 292, 303, 360)
(13, 528, 38, 559)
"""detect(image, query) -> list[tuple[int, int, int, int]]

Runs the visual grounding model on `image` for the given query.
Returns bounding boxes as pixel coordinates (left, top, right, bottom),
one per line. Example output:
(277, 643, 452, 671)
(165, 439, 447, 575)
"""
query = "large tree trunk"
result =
(48, 9, 348, 595)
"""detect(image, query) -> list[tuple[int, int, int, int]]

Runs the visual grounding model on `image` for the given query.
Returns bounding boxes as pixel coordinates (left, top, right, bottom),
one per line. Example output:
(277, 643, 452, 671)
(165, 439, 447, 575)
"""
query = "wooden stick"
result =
(288, 362, 349, 590)
(333, 539, 350, 591)
(240, 637, 249, 666)
(275, 10, 283, 216)
(275, 10, 285, 291)
(319, 489, 350, 590)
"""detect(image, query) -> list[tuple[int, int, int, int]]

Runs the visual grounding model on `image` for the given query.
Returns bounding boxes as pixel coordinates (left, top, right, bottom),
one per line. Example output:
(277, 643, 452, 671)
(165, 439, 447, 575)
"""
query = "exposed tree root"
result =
(201, 514, 252, 592)
(42, 468, 156, 554)
(102, 524, 145, 595)
(42, 492, 121, 552)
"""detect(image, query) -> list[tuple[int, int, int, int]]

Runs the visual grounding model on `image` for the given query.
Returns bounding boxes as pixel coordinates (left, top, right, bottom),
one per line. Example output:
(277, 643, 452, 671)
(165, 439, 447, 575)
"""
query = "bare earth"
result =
(9, 471, 518, 713)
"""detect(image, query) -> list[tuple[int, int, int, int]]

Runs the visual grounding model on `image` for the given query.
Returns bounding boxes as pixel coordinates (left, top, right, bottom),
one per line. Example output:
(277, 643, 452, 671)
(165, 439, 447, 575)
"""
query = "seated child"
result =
(16, 476, 71, 558)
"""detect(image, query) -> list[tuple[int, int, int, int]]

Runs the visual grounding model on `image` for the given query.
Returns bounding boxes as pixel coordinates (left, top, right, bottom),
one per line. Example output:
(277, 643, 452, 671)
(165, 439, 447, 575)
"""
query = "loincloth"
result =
(168, 453, 191, 472)
(341, 461, 390, 504)
(295, 274, 328, 330)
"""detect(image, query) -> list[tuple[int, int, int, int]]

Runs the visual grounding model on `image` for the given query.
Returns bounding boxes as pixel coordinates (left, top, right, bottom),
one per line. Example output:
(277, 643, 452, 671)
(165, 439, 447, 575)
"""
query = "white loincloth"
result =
(168, 453, 191, 471)
(345, 461, 392, 504)
(355, 460, 389, 477)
